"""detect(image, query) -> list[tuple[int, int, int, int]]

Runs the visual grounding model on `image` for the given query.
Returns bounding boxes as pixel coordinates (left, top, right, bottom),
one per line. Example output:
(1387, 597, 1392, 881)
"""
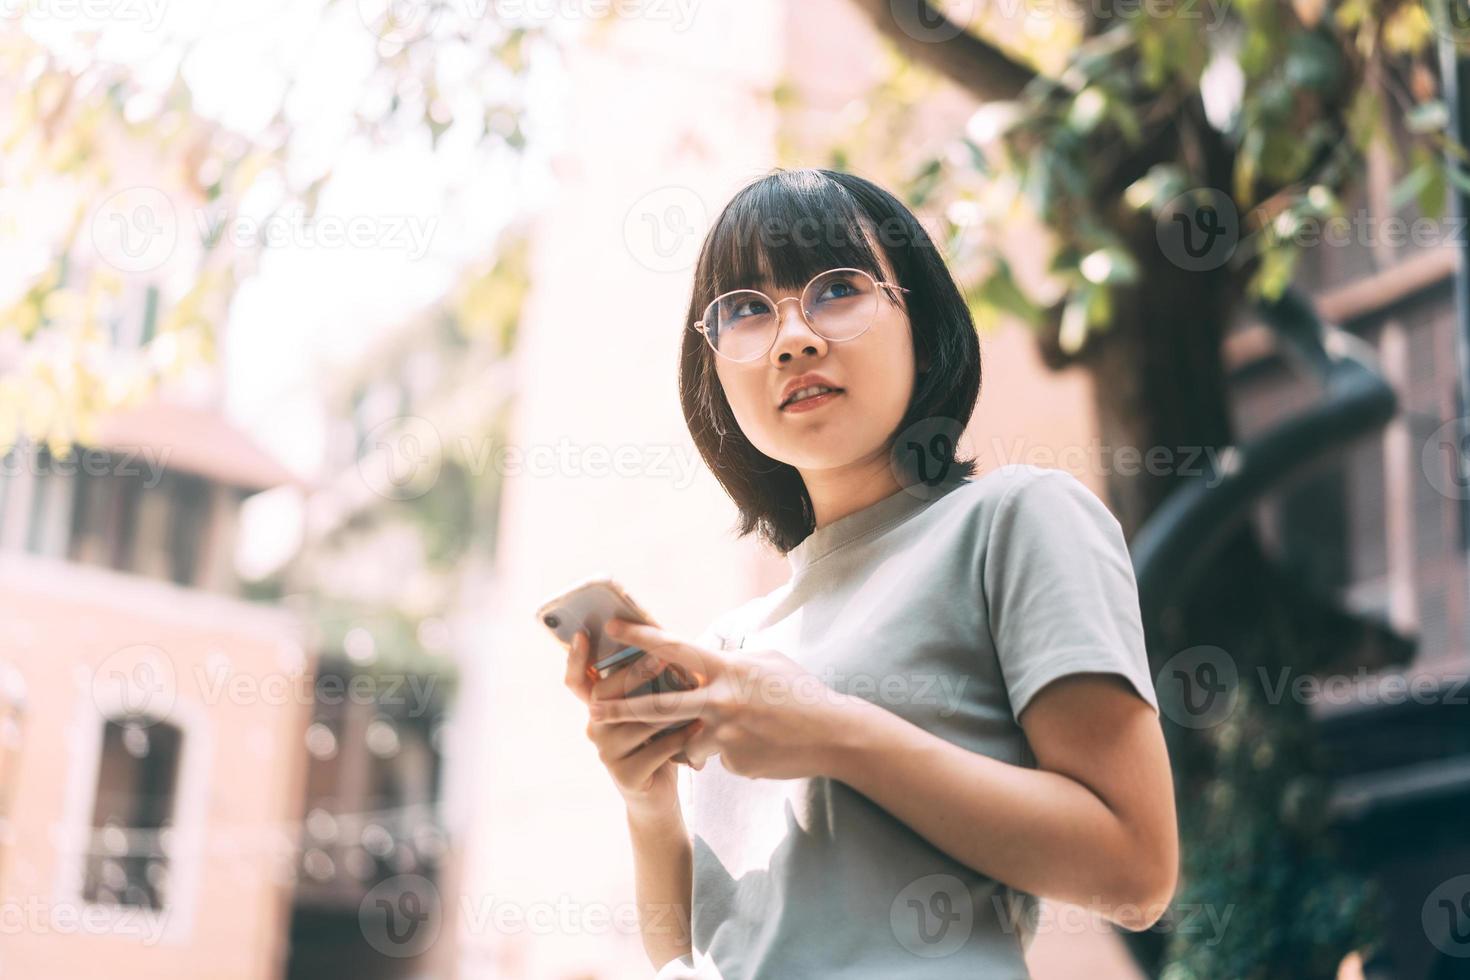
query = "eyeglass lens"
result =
(701, 269, 882, 361)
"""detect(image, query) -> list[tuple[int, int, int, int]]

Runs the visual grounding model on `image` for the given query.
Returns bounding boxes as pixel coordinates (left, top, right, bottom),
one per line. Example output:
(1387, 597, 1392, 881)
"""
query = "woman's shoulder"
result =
(940, 463, 1115, 539)
(944, 462, 1080, 511)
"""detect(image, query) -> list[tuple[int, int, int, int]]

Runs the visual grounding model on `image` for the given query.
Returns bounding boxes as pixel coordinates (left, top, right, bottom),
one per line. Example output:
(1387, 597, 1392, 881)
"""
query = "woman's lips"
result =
(781, 389, 844, 413)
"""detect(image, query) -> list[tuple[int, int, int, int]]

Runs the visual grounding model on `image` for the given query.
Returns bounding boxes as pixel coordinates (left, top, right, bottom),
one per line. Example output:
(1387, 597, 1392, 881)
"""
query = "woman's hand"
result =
(588, 618, 862, 780)
(564, 629, 703, 820)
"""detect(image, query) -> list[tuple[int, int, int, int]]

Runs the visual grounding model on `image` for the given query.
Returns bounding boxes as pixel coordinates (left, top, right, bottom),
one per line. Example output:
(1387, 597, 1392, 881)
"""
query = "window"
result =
(168, 474, 210, 586)
(25, 446, 75, 558)
(82, 718, 182, 910)
(67, 464, 216, 588)
(295, 658, 447, 899)
(68, 461, 141, 570)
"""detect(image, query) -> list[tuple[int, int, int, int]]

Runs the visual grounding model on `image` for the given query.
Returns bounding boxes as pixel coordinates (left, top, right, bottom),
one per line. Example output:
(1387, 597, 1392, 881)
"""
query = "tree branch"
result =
(846, 0, 1040, 102)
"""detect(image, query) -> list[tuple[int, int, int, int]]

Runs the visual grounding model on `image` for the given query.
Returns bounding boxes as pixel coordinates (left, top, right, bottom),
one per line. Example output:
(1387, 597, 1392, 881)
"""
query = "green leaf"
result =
(1284, 31, 1341, 91)
(1406, 100, 1449, 134)
(1109, 98, 1143, 146)
(1444, 164, 1470, 199)
(1346, 85, 1383, 148)
(1419, 162, 1448, 221)
(1390, 160, 1434, 212)
(1079, 247, 1140, 285)
(908, 157, 943, 208)
(969, 258, 1044, 328)
(1235, 129, 1263, 203)
(1059, 290, 1090, 354)
(1248, 242, 1300, 300)
(1023, 147, 1056, 218)
(1067, 88, 1108, 134)
(1126, 164, 1188, 213)
(1085, 282, 1113, 327)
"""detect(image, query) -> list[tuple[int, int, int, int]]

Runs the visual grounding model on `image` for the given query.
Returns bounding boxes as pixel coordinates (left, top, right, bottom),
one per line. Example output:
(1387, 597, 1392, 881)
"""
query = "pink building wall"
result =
(0, 554, 311, 980)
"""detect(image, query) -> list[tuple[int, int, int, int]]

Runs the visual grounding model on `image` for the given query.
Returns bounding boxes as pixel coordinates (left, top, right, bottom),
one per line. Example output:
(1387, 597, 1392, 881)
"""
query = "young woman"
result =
(561, 168, 1177, 978)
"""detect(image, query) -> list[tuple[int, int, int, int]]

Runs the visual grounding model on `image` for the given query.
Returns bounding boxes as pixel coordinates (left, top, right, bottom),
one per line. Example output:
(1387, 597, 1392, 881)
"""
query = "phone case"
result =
(534, 573, 662, 677)
(536, 575, 700, 760)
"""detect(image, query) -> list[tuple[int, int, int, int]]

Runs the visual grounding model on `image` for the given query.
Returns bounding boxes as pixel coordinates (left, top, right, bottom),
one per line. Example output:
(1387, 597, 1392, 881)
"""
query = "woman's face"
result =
(712, 247, 918, 475)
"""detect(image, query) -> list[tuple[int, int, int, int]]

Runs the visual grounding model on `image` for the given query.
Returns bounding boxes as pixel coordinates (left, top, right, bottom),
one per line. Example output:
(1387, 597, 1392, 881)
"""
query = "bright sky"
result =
(17, 0, 570, 476)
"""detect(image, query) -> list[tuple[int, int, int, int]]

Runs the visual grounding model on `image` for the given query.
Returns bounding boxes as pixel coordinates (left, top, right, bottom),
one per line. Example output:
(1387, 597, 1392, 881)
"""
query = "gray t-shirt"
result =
(655, 463, 1160, 980)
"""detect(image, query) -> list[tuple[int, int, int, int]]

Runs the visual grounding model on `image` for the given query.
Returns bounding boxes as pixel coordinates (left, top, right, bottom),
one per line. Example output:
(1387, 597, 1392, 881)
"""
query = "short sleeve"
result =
(982, 467, 1159, 723)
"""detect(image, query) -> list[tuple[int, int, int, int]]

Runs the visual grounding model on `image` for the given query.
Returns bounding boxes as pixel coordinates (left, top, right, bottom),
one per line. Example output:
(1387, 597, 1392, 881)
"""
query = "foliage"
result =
(910, 1, 1466, 353)
(0, 5, 541, 449)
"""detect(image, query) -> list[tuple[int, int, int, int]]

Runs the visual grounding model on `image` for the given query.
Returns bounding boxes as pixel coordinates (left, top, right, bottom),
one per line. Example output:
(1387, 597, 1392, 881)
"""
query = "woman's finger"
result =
(564, 630, 594, 703)
(610, 720, 702, 790)
(682, 724, 719, 770)
(588, 717, 669, 759)
(589, 653, 666, 702)
(591, 687, 706, 725)
(606, 620, 721, 684)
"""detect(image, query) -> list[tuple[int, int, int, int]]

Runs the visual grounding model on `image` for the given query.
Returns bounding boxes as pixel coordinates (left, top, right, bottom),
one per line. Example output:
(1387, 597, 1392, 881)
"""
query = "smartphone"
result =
(536, 574, 700, 755)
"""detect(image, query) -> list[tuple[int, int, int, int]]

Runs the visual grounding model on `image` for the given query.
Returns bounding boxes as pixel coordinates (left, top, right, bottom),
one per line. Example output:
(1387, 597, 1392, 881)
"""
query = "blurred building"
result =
(0, 405, 310, 980)
(0, 59, 355, 978)
(1227, 118, 1470, 978)
(279, 242, 527, 979)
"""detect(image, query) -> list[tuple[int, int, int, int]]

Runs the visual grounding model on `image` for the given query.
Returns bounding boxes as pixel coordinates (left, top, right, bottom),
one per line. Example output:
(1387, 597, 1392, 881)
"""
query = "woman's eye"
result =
(730, 299, 770, 319)
(816, 279, 858, 302)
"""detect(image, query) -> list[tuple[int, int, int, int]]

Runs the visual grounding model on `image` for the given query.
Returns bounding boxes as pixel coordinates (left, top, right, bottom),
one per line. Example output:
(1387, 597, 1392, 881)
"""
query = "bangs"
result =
(693, 171, 888, 308)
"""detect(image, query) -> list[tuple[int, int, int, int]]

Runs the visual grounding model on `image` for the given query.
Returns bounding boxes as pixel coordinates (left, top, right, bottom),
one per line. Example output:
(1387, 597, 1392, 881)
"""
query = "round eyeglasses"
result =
(691, 267, 910, 363)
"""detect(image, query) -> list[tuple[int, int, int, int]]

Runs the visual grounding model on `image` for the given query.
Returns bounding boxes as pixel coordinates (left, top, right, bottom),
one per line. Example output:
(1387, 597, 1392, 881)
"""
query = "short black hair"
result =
(677, 167, 982, 554)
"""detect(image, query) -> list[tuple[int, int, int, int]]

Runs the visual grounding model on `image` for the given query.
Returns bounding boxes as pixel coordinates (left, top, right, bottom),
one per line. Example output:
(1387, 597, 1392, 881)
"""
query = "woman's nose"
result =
(769, 296, 823, 358)
(773, 296, 812, 334)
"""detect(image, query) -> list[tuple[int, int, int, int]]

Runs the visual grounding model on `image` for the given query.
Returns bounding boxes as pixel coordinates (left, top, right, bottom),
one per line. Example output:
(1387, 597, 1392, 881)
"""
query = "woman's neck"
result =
(799, 456, 905, 530)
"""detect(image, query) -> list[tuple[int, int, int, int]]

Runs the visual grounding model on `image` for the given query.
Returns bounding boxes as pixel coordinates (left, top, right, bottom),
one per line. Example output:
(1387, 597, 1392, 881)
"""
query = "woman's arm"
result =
(822, 671, 1178, 930)
(560, 628, 698, 971)
(595, 619, 1179, 931)
(626, 802, 694, 971)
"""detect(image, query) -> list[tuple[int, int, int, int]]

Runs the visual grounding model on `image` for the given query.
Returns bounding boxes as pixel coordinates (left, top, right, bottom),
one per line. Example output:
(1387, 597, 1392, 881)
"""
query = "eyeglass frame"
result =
(690, 266, 911, 363)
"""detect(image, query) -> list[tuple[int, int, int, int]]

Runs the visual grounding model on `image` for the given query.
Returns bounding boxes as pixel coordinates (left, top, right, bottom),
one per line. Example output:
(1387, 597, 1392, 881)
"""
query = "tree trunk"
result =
(1087, 212, 1389, 978)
